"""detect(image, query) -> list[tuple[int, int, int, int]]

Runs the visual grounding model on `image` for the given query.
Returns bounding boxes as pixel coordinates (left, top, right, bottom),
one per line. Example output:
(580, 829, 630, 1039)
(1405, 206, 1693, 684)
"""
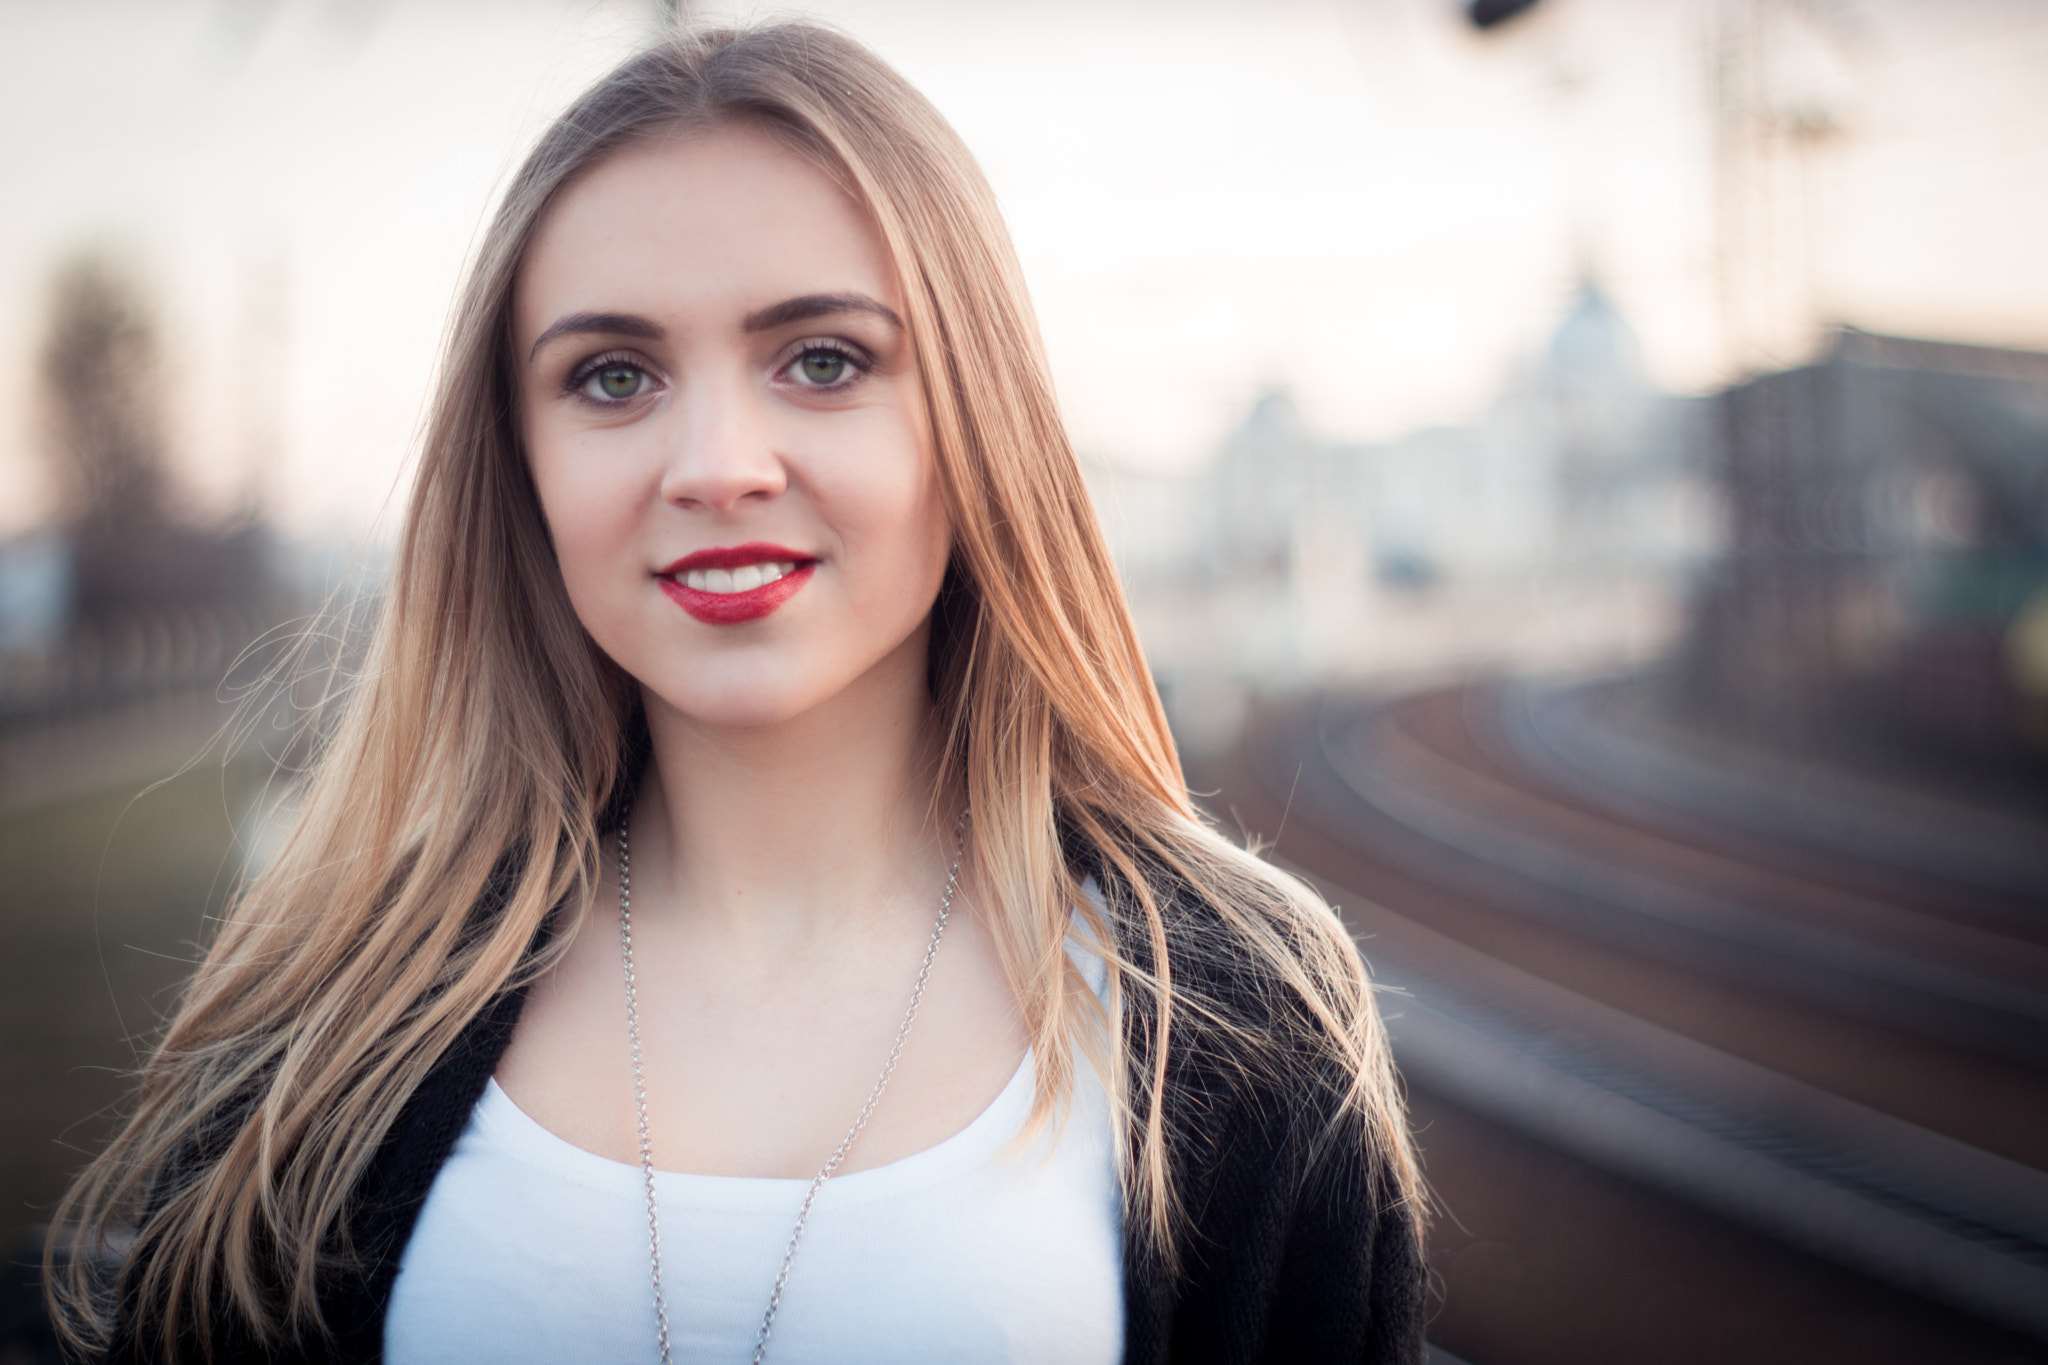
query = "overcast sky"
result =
(1, 0, 2044, 538)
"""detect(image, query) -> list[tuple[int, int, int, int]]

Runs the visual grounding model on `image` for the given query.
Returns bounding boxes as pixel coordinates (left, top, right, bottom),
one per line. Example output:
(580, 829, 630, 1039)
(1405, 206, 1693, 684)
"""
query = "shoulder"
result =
(1081, 828, 1364, 1089)
(1074, 825, 1426, 1362)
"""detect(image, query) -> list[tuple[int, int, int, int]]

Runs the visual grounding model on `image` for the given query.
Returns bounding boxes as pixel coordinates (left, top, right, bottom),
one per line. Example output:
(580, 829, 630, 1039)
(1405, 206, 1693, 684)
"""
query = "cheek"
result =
(837, 432, 949, 597)
(528, 435, 642, 618)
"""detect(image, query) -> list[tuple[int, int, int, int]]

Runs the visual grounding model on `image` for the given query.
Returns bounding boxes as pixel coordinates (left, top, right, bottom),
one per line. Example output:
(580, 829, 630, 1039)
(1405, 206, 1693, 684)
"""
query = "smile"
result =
(678, 560, 799, 594)
(657, 543, 817, 625)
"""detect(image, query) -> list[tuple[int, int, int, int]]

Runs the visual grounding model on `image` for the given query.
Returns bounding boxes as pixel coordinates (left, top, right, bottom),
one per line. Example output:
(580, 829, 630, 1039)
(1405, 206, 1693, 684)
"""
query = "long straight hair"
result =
(51, 23, 1419, 1357)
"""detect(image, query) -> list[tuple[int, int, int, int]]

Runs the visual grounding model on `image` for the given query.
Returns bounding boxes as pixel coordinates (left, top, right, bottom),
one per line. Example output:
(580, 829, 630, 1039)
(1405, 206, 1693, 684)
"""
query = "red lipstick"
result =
(657, 542, 816, 625)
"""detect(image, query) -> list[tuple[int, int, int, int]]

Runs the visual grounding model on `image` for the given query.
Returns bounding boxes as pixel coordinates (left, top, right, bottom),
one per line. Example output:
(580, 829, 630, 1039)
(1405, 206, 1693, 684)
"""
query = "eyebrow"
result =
(742, 292, 902, 334)
(528, 311, 663, 361)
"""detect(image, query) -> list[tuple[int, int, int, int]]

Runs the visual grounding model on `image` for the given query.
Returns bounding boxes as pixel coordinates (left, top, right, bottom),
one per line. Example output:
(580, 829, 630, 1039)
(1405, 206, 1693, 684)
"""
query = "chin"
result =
(643, 672, 838, 731)
(630, 620, 933, 734)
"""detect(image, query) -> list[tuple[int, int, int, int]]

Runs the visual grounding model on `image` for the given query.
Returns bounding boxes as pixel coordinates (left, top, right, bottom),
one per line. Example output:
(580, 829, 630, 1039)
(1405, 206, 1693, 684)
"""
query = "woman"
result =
(52, 23, 1424, 1364)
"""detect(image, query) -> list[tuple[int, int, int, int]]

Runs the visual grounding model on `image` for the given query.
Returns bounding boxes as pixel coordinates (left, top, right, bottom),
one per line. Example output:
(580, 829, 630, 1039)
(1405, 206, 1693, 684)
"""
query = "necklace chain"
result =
(617, 809, 967, 1365)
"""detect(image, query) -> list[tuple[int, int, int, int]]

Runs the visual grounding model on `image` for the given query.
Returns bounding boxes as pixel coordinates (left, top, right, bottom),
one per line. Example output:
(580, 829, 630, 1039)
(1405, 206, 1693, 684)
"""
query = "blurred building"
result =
(0, 532, 69, 655)
(1687, 328, 2048, 760)
(1094, 277, 1717, 733)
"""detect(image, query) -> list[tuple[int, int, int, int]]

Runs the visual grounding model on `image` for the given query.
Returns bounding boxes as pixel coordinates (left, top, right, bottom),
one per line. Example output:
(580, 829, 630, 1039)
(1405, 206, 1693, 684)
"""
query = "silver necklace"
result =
(616, 810, 967, 1365)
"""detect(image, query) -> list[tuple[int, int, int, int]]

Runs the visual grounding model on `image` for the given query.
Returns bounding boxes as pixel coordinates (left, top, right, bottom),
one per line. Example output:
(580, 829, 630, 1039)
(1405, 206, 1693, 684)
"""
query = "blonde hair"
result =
(51, 23, 1419, 1357)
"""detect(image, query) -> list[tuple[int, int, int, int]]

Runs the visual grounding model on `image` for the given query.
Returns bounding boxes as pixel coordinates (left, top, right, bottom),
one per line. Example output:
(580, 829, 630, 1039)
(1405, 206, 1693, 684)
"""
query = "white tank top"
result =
(385, 946, 1123, 1365)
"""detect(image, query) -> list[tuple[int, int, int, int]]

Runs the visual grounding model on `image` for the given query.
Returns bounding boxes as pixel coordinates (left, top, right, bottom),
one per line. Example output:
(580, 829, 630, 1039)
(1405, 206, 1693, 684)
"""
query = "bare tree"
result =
(36, 251, 270, 621)
(39, 253, 171, 536)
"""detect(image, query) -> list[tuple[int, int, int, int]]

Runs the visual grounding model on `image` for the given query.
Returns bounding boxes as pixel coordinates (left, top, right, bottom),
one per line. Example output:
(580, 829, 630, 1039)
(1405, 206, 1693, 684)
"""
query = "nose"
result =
(657, 372, 787, 512)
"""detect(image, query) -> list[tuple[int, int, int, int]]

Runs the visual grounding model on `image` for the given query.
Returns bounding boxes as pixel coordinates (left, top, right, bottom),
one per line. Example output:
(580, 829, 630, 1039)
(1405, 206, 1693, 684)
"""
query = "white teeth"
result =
(679, 561, 797, 594)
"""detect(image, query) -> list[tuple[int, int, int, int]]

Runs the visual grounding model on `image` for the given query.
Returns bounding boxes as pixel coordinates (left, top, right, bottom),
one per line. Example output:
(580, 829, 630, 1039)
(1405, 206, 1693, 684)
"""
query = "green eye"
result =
(798, 351, 848, 386)
(594, 364, 644, 400)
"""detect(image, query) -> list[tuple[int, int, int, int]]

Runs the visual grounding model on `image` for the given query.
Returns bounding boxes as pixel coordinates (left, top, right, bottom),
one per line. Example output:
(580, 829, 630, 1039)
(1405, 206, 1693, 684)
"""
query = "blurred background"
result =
(2, 0, 2046, 1361)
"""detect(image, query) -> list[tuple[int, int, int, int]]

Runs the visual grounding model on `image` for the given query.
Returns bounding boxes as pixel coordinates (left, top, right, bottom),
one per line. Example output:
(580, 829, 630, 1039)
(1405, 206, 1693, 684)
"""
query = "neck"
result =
(631, 649, 952, 952)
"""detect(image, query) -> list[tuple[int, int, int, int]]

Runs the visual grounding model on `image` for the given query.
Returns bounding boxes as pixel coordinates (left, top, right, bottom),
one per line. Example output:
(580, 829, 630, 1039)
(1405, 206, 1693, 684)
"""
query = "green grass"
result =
(0, 759, 267, 1249)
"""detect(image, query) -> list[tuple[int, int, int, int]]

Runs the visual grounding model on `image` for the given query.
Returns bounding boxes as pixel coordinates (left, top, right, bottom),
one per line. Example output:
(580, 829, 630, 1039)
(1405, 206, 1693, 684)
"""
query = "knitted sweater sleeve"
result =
(1262, 1111, 1427, 1363)
(1121, 1059, 1426, 1365)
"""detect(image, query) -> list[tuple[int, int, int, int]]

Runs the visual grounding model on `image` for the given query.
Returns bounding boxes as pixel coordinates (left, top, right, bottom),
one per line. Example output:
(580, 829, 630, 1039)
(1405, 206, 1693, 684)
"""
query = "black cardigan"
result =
(112, 891, 1425, 1364)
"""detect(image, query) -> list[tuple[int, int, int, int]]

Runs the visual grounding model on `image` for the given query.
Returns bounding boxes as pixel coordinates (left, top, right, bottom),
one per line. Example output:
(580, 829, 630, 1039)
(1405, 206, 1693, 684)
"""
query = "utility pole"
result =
(1706, 0, 1856, 720)
(1710, 0, 1848, 380)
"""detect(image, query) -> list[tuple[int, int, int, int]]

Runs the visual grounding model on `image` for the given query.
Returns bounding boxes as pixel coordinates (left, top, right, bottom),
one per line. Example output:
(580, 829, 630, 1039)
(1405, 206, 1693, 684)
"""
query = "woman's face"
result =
(516, 125, 949, 731)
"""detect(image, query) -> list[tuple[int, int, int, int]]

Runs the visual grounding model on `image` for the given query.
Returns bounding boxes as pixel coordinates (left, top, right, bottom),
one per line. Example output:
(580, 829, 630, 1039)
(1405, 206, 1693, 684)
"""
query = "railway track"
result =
(1189, 680, 2048, 1365)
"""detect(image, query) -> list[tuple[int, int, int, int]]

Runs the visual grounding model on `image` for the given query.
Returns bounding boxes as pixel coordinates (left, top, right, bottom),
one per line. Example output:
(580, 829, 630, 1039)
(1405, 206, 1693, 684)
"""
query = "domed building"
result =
(1094, 273, 1717, 697)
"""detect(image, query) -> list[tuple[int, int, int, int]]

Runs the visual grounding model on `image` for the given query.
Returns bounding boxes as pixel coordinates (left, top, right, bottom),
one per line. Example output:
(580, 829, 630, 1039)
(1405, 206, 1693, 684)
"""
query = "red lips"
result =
(656, 543, 816, 625)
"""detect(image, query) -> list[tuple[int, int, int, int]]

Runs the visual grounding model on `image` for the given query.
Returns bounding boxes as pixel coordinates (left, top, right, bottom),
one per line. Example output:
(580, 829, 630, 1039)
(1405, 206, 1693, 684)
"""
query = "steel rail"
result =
(1308, 697, 2048, 1066)
(1244, 696, 2048, 1341)
(1495, 676, 2048, 909)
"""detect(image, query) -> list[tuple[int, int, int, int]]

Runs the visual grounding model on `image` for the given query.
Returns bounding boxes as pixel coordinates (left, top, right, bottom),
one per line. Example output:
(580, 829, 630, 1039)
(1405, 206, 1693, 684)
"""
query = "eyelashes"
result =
(778, 339, 873, 392)
(564, 351, 654, 405)
(558, 338, 878, 408)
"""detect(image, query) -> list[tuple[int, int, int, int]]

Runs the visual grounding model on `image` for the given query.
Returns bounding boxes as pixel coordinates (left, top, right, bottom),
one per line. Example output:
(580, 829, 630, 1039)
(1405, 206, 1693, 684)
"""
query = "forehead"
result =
(516, 124, 896, 338)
